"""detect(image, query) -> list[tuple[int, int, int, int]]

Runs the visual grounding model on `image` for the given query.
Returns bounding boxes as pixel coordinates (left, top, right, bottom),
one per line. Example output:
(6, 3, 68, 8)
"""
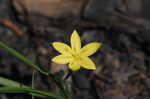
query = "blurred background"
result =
(0, 0, 150, 99)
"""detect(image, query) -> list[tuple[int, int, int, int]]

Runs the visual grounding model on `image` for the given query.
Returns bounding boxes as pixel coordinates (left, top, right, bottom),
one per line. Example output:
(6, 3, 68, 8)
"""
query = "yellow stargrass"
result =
(52, 30, 102, 71)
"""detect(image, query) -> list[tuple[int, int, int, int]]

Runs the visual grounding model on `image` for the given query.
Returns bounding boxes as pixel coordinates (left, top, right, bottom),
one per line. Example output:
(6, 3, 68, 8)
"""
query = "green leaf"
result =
(0, 41, 48, 76)
(0, 77, 28, 88)
(0, 87, 62, 99)
(0, 77, 46, 98)
(32, 70, 35, 99)
(0, 41, 69, 99)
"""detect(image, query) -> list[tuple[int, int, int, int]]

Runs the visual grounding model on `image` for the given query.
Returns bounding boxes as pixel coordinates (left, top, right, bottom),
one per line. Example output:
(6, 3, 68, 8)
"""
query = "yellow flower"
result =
(52, 30, 102, 71)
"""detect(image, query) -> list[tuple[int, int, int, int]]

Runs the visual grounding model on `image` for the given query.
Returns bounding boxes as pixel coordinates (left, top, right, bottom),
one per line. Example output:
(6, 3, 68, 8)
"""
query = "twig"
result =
(0, 18, 23, 36)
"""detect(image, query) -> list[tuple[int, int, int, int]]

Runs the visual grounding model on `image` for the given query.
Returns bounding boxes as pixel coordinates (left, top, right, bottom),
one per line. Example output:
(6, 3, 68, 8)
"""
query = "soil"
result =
(0, 0, 150, 99)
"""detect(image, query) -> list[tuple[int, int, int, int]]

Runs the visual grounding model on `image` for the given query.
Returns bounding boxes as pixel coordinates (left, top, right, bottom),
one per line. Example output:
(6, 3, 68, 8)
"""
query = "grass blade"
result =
(0, 77, 46, 98)
(0, 87, 62, 99)
(0, 41, 69, 99)
(0, 77, 28, 88)
(0, 41, 48, 76)
(32, 70, 35, 99)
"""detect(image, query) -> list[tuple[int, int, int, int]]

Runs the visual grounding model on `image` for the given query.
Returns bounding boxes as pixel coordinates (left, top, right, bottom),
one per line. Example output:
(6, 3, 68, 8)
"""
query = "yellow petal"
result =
(52, 42, 72, 55)
(79, 56, 96, 70)
(71, 30, 81, 53)
(52, 55, 70, 64)
(68, 61, 81, 71)
(80, 42, 101, 56)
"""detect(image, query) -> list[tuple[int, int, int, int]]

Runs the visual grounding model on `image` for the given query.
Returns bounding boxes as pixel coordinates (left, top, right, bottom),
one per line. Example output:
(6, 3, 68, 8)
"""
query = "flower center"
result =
(71, 54, 82, 62)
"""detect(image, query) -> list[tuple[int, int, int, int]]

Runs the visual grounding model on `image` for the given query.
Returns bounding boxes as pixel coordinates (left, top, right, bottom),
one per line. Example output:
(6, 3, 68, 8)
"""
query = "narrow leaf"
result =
(0, 41, 69, 99)
(32, 71, 35, 99)
(0, 41, 48, 76)
(0, 77, 46, 98)
(0, 77, 28, 88)
(0, 87, 62, 99)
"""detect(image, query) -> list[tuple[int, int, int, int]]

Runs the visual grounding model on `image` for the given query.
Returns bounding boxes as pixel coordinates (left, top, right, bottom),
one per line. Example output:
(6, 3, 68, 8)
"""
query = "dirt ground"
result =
(0, 0, 150, 99)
